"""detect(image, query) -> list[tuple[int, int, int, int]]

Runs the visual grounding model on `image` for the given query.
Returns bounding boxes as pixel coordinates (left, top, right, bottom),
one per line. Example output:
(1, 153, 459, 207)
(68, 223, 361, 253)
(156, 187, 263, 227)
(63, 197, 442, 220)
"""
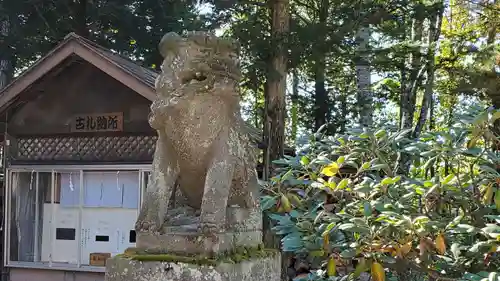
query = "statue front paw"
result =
(198, 222, 224, 234)
(135, 213, 163, 234)
(135, 220, 155, 232)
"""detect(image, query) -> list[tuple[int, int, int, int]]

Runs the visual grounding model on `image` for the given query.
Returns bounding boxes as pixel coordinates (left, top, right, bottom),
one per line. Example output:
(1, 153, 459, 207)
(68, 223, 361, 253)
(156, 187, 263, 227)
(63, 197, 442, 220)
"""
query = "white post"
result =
(49, 170, 55, 267)
(33, 172, 40, 262)
(137, 171, 142, 216)
(77, 170, 83, 267)
(4, 170, 11, 266)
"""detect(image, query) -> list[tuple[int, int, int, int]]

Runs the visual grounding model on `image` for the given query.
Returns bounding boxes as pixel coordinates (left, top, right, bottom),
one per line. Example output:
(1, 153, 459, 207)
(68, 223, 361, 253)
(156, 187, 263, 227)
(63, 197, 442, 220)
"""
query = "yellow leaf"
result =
(287, 193, 302, 207)
(484, 185, 494, 204)
(337, 156, 345, 164)
(337, 179, 349, 189)
(310, 250, 325, 257)
(327, 181, 337, 190)
(489, 245, 497, 253)
(323, 233, 330, 251)
(327, 257, 336, 276)
(467, 137, 478, 149)
(491, 111, 500, 122)
(361, 162, 371, 170)
(371, 262, 385, 281)
(399, 241, 412, 257)
(280, 194, 292, 212)
(321, 162, 339, 177)
(435, 233, 446, 255)
(495, 190, 500, 211)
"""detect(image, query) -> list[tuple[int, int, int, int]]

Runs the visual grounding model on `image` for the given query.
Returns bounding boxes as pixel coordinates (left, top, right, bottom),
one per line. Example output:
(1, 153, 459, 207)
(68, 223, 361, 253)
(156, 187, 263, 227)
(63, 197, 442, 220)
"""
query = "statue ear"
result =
(158, 32, 182, 58)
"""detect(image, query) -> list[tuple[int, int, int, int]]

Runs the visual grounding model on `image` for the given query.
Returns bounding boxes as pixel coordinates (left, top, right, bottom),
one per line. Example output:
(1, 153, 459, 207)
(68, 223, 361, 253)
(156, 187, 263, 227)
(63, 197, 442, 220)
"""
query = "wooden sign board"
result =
(71, 112, 123, 132)
(89, 252, 111, 266)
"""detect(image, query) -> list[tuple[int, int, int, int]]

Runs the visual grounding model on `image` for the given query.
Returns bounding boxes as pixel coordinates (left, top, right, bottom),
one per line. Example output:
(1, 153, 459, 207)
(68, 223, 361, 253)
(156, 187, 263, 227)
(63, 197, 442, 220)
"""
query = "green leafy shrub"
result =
(262, 107, 500, 281)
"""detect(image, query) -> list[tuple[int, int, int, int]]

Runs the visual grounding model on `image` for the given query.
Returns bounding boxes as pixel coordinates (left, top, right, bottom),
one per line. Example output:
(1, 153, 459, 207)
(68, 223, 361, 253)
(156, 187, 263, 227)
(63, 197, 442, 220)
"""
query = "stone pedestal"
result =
(105, 253, 280, 281)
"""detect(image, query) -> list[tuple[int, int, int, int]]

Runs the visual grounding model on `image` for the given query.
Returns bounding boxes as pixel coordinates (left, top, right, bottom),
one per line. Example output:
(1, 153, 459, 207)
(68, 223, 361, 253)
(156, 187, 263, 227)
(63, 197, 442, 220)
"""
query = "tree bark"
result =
(413, 4, 443, 138)
(400, 5, 425, 129)
(262, 2, 290, 280)
(262, 0, 289, 181)
(75, 0, 89, 37)
(397, 5, 425, 174)
(0, 17, 13, 90)
(290, 69, 299, 143)
(313, 0, 329, 132)
(355, 26, 373, 127)
(485, 0, 496, 45)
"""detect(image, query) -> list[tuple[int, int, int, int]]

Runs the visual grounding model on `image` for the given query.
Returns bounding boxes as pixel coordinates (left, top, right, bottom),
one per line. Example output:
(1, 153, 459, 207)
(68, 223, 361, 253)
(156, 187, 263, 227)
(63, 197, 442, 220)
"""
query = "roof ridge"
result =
(72, 34, 159, 75)
(0, 32, 159, 104)
(61, 33, 159, 90)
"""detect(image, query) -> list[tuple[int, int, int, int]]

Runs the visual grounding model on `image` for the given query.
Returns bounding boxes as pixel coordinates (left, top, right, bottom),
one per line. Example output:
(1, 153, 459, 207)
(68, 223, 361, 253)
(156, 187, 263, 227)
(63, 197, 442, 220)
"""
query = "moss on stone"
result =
(130, 254, 218, 266)
(118, 244, 278, 266)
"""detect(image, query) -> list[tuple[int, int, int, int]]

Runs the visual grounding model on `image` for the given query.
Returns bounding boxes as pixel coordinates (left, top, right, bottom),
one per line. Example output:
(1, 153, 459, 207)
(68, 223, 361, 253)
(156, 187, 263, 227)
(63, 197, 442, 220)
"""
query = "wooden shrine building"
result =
(0, 33, 159, 281)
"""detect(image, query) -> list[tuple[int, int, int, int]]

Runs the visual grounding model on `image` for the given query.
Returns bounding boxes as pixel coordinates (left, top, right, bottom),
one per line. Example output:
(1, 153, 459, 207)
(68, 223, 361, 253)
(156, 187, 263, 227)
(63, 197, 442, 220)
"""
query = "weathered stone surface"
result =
(105, 255, 281, 281)
(134, 30, 263, 256)
(136, 231, 262, 255)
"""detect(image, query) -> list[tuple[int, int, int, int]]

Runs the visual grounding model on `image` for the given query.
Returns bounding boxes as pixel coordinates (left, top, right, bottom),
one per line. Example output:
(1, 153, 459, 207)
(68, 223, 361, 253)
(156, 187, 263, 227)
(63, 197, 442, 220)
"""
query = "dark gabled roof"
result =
(70, 33, 159, 88)
(0, 32, 158, 111)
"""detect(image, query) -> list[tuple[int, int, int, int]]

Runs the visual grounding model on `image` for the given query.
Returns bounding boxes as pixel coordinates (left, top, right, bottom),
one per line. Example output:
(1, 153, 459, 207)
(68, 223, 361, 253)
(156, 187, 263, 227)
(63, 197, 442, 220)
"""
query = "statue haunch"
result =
(135, 31, 261, 234)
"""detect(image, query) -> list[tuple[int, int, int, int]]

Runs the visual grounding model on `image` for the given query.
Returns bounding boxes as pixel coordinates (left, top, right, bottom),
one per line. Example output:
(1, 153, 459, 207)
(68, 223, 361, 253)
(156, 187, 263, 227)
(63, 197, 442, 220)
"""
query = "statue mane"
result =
(158, 31, 241, 83)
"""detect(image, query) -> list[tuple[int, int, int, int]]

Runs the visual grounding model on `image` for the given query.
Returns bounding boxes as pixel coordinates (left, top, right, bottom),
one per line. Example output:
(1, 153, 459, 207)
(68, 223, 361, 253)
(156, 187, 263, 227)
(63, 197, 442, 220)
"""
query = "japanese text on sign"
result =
(72, 113, 123, 132)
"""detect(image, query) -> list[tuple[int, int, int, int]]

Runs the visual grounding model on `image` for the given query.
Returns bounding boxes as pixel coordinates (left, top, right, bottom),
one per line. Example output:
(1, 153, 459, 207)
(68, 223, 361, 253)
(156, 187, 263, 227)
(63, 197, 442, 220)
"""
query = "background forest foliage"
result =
(0, 0, 499, 280)
(1, 0, 498, 142)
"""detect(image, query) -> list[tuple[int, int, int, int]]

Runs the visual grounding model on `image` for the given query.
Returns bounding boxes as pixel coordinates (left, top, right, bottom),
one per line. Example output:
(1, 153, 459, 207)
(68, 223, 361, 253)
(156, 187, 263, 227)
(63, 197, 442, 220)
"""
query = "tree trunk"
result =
(314, 58, 327, 131)
(262, 0, 289, 180)
(486, 0, 496, 45)
(290, 69, 299, 143)
(313, 0, 329, 132)
(75, 0, 89, 37)
(262, 1, 290, 280)
(355, 26, 373, 127)
(340, 93, 348, 133)
(397, 5, 425, 174)
(400, 5, 425, 129)
(413, 5, 443, 138)
(0, 17, 13, 90)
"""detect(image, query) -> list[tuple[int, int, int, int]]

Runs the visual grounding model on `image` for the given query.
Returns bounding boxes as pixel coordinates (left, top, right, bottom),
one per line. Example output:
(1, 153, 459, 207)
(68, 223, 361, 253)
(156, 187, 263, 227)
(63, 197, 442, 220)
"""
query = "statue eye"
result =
(195, 72, 207, 81)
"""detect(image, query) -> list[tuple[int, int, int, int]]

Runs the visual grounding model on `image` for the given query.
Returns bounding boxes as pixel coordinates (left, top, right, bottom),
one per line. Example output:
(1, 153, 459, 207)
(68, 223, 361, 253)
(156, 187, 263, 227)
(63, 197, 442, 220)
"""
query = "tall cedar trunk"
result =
(486, 0, 497, 99)
(313, 0, 329, 132)
(397, 6, 424, 174)
(314, 60, 327, 131)
(0, 17, 12, 89)
(486, 0, 496, 45)
(0, 16, 12, 281)
(290, 69, 299, 143)
(262, 0, 289, 280)
(413, 5, 443, 138)
(429, 94, 435, 130)
(75, 0, 89, 37)
(400, 6, 424, 129)
(262, 0, 289, 180)
(355, 26, 373, 127)
(340, 93, 348, 133)
(254, 88, 261, 131)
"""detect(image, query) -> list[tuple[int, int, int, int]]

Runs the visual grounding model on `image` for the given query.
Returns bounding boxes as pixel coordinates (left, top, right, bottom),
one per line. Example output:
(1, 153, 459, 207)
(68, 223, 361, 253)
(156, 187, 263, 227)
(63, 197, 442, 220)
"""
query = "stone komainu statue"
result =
(135, 31, 261, 235)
